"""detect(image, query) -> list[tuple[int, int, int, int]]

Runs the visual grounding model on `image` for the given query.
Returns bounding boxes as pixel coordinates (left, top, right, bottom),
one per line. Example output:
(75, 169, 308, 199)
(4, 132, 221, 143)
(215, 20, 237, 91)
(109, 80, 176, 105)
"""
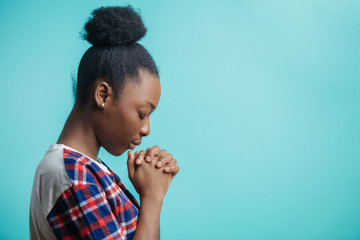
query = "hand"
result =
(133, 145, 180, 176)
(127, 151, 172, 201)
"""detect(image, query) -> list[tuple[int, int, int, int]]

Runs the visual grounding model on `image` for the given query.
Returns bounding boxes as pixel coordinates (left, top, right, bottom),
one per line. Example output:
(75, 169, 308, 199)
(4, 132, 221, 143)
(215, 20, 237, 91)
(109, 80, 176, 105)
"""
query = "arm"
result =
(133, 196, 163, 240)
(127, 151, 174, 240)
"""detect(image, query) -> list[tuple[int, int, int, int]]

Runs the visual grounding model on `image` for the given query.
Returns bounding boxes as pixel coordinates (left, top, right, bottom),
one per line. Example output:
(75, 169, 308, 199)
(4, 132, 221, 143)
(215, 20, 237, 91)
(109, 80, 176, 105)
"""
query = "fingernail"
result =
(136, 159, 141, 164)
(146, 156, 151, 162)
(165, 167, 170, 171)
(157, 161, 162, 167)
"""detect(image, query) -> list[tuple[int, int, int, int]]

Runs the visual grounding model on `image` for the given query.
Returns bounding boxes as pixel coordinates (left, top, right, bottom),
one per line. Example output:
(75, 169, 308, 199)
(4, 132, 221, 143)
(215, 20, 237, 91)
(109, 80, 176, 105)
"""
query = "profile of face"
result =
(93, 69, 161, 156)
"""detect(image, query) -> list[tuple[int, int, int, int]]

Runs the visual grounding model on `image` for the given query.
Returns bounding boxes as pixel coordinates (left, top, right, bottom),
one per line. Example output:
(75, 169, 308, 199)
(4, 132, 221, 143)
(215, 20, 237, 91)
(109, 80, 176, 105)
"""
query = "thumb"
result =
(127, 151, 136, 178)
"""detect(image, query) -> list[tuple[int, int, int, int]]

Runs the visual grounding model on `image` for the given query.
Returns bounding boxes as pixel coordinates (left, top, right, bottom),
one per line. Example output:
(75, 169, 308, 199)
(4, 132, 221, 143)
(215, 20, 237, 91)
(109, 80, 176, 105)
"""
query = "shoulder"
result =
(36, 144, 66, 175)
(31, 144, 72, 217)
(62, 147, 110, 187)
(34, 144, 71, 188)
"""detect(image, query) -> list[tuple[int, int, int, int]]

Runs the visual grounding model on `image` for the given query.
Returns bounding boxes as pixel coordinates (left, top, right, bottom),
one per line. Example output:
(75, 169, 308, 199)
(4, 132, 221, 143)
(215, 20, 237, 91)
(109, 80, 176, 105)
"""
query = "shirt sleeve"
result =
(47, 184, 126, 240)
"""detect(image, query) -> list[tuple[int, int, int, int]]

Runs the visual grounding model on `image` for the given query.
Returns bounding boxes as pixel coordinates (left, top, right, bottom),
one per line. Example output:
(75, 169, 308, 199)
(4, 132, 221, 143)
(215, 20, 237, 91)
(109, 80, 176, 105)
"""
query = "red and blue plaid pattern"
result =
(47, 148, 139, 240)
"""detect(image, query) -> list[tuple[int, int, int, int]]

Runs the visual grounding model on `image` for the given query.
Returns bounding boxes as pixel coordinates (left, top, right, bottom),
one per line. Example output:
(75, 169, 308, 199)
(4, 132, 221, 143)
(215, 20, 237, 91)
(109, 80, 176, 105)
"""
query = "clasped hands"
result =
(127, 145, 179, 199)
(129, 145, 179, 176)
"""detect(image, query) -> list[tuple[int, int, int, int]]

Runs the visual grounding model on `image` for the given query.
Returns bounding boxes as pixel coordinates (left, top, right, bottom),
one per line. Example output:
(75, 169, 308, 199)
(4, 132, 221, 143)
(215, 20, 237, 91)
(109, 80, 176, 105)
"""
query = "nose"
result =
(140, 117, 150, 137)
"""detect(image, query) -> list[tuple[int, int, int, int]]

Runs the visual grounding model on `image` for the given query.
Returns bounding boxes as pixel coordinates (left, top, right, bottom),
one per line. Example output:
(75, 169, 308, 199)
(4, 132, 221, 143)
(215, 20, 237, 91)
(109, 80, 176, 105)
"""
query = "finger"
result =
(165, 165, 180, 176)
(135, 150, 147, 165)
(156, 153, 173, 168)
(127, 151, 136, 178)
(133, 150, 139, 161)
(157, 149, 168, 158)
(132, 150, 138, 165)
(172, 165, 180, 176)
(144, 145, 160, 163)
(164, 159, 179, 174)
(152, 149, 167, 167)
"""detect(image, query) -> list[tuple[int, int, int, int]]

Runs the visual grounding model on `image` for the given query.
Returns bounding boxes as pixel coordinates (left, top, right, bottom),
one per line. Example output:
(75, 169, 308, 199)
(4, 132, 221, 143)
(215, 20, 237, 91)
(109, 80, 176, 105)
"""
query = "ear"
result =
(94, 81, 113, 109)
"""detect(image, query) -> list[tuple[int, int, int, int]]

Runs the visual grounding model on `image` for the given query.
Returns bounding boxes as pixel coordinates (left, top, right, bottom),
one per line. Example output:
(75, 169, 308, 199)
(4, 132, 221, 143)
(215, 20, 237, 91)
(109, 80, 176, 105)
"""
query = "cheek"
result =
(110, 112, 140, 143)
(122, 113, 139, 131)
(96, 107, 141, 156)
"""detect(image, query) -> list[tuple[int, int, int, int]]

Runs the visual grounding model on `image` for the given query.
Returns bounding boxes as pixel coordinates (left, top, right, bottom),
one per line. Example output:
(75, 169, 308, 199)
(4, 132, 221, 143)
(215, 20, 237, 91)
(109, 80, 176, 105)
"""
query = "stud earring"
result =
(100, 103, 105, 108)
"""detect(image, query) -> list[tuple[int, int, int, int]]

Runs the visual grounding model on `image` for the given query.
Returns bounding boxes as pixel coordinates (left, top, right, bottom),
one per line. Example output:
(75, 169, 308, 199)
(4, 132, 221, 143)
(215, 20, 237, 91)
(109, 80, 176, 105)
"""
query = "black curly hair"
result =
(75, 6, 159, 105)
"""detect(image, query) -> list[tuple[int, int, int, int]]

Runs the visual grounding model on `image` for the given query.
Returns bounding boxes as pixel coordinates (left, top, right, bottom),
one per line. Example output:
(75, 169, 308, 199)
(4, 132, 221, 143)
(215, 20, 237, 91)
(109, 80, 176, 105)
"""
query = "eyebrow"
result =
(144, 100, 156, 112)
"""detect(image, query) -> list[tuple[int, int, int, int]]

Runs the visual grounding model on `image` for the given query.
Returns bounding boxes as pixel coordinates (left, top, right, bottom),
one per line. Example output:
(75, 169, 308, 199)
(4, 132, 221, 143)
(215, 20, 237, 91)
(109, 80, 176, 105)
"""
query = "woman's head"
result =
(74, 6, 161, 156)
(76, 6, 159, 105)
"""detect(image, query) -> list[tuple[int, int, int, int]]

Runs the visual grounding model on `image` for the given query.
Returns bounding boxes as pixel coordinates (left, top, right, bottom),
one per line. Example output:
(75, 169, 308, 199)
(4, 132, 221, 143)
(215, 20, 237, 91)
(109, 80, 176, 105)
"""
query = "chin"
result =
(106, 146, 126, 157)
(115, 149, 126, 156)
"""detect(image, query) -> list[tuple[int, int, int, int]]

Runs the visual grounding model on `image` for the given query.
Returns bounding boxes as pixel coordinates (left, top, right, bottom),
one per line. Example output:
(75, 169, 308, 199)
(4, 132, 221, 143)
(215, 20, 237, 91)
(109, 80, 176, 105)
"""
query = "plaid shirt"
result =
(47, 148, 139, 240)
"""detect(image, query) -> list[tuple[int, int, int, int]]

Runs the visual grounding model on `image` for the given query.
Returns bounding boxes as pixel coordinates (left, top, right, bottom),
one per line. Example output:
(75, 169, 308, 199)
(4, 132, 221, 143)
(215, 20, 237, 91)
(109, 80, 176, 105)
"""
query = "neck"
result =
(57, 103, 100, 160)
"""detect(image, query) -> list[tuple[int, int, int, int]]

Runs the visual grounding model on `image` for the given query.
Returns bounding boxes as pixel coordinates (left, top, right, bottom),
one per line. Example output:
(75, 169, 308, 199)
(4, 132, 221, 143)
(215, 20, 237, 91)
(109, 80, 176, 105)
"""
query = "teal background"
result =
(1, 0, 359, 239)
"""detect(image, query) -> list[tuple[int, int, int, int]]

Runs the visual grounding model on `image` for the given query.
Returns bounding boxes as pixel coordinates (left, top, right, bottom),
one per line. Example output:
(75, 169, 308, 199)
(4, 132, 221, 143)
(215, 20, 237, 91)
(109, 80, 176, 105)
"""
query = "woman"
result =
(29, 6, 179, 240)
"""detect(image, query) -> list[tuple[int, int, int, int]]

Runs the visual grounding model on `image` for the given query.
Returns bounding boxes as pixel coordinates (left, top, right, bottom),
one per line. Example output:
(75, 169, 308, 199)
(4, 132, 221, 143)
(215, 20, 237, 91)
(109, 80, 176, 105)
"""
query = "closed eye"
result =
(138, 112, 145, 120)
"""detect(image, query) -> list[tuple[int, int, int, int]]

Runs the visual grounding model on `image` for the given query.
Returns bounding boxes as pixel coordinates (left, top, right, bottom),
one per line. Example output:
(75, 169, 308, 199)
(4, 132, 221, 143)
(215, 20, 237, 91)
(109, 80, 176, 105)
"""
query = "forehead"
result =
(120, 70, 161, 107)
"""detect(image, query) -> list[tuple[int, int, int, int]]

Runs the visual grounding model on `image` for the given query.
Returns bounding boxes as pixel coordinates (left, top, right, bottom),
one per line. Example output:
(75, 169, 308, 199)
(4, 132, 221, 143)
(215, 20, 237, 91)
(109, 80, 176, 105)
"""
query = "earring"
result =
(100, 103, 105, 108)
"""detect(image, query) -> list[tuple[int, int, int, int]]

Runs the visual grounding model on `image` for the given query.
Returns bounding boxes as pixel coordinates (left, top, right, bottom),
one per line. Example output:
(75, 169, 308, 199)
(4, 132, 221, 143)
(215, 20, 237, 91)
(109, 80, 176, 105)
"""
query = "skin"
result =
(57, 68, 179, 240)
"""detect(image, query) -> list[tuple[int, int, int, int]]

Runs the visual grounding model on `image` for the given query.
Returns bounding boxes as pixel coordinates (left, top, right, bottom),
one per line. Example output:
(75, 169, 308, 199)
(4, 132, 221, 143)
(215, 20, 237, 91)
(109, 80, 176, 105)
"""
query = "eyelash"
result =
(138, 112, 145, 120)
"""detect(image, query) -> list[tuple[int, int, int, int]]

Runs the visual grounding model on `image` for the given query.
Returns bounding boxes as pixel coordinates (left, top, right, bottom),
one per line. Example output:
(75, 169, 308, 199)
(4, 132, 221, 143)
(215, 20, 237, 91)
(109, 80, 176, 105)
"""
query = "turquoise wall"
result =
(1, 0, 359, 239)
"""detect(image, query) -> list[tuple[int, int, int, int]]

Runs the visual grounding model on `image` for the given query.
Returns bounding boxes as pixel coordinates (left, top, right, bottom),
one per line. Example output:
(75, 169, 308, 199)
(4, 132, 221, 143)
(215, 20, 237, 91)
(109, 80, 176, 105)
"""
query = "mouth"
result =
(129, 143, 135, 150)
(129, 140, 142, 150)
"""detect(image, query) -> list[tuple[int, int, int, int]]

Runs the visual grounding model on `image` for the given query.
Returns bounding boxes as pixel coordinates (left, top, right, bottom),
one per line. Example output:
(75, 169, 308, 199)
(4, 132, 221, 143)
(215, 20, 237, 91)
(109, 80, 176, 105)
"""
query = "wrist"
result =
(133, 194, 163, 240)
(140, 194, 164, 205)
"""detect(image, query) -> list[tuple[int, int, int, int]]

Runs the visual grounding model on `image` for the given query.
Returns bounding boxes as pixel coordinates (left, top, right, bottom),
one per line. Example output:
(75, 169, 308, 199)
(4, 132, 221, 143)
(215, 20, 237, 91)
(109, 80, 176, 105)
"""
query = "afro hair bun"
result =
(83, 6, 147, 47)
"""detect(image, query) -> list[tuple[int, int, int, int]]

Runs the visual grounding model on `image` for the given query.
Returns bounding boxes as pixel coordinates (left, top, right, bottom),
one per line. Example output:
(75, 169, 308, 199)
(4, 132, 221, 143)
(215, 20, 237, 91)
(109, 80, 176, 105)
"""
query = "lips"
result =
(129, 143, 135, 150)
(129, 140, 141, 150)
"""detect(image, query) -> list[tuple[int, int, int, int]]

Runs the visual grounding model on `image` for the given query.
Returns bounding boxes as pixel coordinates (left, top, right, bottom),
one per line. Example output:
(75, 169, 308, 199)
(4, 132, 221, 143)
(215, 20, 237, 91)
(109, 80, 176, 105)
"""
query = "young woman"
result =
(29, 6, 179, 240)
